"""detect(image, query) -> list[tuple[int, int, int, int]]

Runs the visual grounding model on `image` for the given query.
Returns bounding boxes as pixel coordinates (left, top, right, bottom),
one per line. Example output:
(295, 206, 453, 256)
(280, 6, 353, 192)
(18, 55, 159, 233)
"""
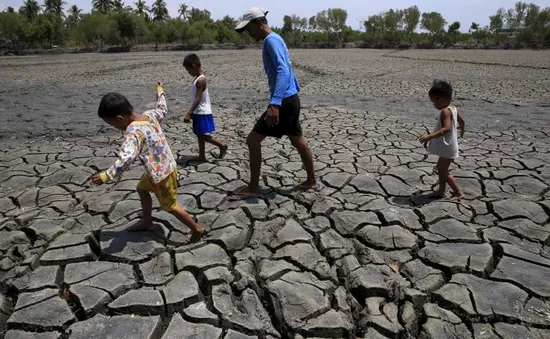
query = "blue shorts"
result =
(192, 114, 216, 136)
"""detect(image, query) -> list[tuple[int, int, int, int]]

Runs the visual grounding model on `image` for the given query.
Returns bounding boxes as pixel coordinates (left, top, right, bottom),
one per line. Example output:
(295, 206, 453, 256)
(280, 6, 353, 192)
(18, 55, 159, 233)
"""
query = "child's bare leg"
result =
(171, 205, 205, 243)
(428, 157, 452, 198)
(446, 171, 464, 199)
(131, 189, 155, 231)
(203, 135, 228, 159)
(196, 137, 207, 161)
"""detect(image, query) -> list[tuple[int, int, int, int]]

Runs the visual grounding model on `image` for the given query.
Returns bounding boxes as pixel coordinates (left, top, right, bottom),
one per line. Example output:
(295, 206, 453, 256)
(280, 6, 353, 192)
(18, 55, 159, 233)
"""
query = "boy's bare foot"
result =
(129, 221, 155, 232)
(188, 229, 206, 243)
(218, 145, 228, 159)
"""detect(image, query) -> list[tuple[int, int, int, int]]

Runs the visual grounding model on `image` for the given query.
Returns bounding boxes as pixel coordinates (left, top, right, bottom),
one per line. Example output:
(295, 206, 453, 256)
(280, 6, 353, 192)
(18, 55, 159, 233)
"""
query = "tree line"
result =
(0, 1, 549, 53)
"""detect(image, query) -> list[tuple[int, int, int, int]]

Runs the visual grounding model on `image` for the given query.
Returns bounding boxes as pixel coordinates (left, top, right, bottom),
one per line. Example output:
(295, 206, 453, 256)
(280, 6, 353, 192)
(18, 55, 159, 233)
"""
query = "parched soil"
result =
(0, 49, 549, 339)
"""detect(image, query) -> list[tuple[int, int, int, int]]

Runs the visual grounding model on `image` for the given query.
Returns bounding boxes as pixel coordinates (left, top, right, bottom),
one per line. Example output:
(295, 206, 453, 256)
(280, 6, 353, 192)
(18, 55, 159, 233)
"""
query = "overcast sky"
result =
(2, 0, 550, 31)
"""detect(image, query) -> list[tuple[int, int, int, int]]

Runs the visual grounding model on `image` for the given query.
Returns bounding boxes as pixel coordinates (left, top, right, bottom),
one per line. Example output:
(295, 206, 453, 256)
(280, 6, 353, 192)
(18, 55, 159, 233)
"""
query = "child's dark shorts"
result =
(252, 94, 302, 139)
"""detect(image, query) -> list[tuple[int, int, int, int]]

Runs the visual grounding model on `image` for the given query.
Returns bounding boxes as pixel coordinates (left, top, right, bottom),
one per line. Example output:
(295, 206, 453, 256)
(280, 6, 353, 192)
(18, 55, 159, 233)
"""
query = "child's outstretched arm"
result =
(148, 82, 168, 123)
(184, 76, 206, 123)
(457, 112, 465, 138)
(92, 133, 140, 185)
(419, 108, 453, 144)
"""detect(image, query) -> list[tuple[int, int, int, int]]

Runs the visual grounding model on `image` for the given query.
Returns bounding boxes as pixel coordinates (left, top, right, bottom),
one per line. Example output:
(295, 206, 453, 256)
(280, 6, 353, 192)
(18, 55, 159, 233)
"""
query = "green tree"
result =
(315, 8, 348, 44)
(403, 5, 420, 43)
(0, 12, 29, 51)
(19, 0, 41, 21)
(134, 0, 149, 20)
(188, 7, 211, 23)
(65, 4, 82, 29)
(113, 0, 132, 12)
(490, 8, 505, 44)
(74, 12, 117, 48)
(92, 0, 114, 14)
(448, 21, 460, 43)
(43, 0, 66, 17)
(68, 5, 82, 19)
(470, 22, 481, 43)
(308, 16, 316, 31)
(421, 12, 446, 43)
(7, 6, 15, 12)
(281, 15, 292, 35)
(150, 0, 168, 21)
(178, 3, 188, 20)
(383, 9, 404, 43)
(149, 21, 165, 48)
(114, 11, 136, 44)
(364, 14, 384, 40)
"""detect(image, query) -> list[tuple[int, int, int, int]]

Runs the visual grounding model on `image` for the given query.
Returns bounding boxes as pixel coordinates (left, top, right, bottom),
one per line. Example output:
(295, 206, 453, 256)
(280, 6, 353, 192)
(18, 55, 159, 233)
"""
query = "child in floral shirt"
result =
(92, 82, 206, 242)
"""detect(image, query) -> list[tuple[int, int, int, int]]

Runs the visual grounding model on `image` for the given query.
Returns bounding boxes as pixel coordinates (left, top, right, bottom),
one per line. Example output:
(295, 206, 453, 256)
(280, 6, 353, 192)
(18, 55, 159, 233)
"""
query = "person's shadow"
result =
(99, 221, 169, 262)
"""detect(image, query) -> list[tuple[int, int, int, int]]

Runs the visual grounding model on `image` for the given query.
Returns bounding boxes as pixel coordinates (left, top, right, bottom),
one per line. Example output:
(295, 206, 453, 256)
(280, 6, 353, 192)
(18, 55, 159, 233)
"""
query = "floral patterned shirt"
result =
(99, 88, 177, 184)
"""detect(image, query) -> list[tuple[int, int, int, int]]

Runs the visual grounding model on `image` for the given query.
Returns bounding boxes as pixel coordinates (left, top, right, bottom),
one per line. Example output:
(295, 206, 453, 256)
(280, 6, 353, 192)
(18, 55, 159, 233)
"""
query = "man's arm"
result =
(265, 37, 291, 106)
(185, 77, 206, 121)
(94, 132, 141, 184)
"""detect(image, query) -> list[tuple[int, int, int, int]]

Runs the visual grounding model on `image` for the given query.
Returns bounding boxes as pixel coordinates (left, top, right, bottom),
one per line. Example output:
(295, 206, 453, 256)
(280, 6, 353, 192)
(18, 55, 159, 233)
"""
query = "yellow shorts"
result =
(136, 170, 178, 212)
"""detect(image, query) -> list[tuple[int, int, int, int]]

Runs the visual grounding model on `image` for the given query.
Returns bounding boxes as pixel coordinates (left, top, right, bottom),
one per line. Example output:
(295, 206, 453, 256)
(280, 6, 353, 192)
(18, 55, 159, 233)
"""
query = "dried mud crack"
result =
(1, 49, 550, 338)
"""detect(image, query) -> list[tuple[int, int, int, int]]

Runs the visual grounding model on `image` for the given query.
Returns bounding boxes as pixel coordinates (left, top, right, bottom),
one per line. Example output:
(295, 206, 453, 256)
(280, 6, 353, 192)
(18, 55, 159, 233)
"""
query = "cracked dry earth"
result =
(1, 49, 550, 339)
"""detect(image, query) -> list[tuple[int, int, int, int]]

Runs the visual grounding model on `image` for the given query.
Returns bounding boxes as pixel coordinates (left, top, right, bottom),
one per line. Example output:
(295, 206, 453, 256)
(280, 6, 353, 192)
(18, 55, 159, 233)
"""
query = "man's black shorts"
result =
(252, 94, 302, 138)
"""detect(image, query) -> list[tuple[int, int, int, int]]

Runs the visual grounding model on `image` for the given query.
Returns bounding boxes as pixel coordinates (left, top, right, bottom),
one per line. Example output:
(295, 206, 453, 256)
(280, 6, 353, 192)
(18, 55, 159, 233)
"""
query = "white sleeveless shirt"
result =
(190, 74, 212, 115)
(427, 105, 459, 159)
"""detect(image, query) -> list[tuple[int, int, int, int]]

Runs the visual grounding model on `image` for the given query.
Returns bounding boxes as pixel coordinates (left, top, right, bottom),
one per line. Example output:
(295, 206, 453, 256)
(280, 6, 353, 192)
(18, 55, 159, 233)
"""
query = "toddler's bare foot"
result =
(189, 229, 206, 243)
(129, 220, 155, 232)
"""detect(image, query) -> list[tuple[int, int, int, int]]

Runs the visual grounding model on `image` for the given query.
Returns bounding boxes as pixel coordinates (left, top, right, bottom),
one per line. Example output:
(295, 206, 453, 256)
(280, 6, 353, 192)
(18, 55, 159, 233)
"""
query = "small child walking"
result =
(92, 82, 206, 243)
(183, 53, 228, 162)
(419, 80, 465, 200)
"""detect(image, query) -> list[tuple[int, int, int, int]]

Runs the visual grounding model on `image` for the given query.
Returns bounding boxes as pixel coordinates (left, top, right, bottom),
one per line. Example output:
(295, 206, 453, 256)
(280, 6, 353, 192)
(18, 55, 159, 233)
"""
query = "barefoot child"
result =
(183, 53, 228, 162)
(92, 82, 206, 243)
(419, 80, 465, 200)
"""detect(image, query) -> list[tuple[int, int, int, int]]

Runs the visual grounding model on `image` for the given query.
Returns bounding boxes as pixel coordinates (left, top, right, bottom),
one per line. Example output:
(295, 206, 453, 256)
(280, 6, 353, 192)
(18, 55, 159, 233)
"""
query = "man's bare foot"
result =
(228, 186, 262, 201)
(450, 192, 465, 201)
(188, 229, 206, 243)
(296, 181, 324, 192)
(129, 221, 155, 232)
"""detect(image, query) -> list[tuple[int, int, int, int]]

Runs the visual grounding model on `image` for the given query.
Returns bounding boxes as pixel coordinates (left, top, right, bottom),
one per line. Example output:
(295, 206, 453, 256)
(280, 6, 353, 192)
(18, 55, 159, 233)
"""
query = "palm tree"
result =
(134, 0, 149, 18)
(19, 0, 41, 21)
(43, 0, 66, 17)
(150, 0, 168, 21)
(178, 3, 187, 20)
(7, 6, 15, 12)
(113, 0, 132, 12)
(68, 5, 82, 20)
(92, 0, 114, 14)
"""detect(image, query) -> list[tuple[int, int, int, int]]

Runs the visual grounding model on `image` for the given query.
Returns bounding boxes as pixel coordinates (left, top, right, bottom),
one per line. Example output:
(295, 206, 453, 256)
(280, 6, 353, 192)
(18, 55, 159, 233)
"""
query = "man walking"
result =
(230, 7, 320, 200)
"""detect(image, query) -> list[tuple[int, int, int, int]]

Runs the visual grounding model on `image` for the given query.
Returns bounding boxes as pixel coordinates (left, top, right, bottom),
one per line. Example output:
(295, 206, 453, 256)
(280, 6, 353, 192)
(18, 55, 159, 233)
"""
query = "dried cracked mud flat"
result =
(1, 49, 550, 339)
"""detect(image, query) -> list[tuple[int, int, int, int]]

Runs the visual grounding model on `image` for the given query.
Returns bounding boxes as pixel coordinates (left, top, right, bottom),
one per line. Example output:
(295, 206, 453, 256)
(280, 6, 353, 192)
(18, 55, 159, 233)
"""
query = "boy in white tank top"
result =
(419, 80, 465, 200)
(183, 54, 228, 162)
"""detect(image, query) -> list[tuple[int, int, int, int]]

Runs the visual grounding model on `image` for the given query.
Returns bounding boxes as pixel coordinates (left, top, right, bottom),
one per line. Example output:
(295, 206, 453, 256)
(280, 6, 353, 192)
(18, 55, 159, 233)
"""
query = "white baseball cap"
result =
(235, 7, 269, 32)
